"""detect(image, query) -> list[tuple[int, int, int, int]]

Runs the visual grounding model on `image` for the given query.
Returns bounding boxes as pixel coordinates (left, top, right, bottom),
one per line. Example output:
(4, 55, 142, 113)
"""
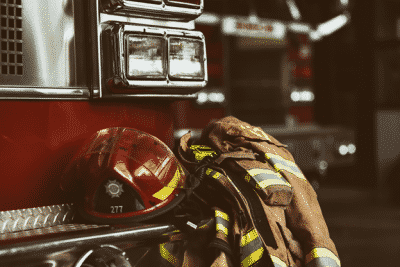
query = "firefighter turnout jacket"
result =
(158, 116, 340, 267)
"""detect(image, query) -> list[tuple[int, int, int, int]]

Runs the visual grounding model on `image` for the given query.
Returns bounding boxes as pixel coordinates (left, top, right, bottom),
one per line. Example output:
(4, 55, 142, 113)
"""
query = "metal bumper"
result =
(0, 204, 180, 266)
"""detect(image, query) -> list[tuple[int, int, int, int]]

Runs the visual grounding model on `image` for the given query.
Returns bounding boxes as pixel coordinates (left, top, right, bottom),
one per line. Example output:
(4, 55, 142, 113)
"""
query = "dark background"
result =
(202, 0, 400, 265)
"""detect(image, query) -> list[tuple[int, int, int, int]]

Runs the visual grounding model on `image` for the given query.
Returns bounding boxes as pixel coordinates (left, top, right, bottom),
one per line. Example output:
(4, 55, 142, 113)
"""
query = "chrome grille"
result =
(0, 0, 22, 76)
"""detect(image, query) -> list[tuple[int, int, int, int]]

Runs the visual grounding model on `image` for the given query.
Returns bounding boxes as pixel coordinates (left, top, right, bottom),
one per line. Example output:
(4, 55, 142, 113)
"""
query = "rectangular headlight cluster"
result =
(104, 24, 207, 92)
(102, 0, 204, 19)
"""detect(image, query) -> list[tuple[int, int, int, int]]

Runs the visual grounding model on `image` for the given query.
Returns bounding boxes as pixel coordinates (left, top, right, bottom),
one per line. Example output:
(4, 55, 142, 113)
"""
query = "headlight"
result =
(126, 35, 166, 79)
(169, 38, 205, 80)
(102, 24, 207, 94)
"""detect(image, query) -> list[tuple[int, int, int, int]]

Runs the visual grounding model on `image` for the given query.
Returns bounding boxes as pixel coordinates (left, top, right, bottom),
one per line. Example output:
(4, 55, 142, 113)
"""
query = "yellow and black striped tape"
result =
(206, 168, 222, 179)
(240, 228, 264, 267)
(159, 242, 182, 267)
(215, 208, 230, 238)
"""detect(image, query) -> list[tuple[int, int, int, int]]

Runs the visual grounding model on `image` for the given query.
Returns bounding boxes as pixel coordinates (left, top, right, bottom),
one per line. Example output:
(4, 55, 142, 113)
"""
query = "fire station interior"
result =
(194, 1, 400, 265)
(0, 0, 399, 266)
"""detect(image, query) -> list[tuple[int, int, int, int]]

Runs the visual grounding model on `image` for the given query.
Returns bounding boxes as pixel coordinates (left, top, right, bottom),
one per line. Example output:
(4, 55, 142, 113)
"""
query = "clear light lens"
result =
(126, 35, 166, 79)
(169, 38, 205, 80)
(291, 91, 300, 102)
(348, 144, 356, 154)
(197, 92, 208, 104)
(209, 92, 225, 103)
(339, 145, 348, 156)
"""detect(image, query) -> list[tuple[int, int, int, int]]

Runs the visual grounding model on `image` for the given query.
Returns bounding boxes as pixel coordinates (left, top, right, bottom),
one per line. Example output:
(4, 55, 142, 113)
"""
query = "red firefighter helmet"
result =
(60, 127, 188, 224)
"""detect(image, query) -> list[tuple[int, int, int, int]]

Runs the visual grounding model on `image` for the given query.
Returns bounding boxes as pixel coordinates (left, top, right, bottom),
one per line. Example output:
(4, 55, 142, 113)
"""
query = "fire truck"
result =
(0, 0, 211, 265)
(0, 0, 355, 266)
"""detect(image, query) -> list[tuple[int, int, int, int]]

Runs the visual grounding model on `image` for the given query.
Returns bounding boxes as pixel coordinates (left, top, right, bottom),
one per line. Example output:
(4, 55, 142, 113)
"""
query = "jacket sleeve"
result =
(278, 147, 341, 267)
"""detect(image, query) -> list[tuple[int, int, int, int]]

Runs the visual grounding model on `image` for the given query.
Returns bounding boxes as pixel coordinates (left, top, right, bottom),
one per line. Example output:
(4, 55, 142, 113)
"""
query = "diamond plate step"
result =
(0, 204, 76, 233)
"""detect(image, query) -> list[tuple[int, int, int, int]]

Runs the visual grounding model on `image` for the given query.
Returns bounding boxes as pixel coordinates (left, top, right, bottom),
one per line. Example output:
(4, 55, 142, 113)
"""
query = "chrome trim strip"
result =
(102, 93, 197, 99)
(195, 12, 221, 25)
(100, 13, 195, 30)
(89, 0, 103, 98)
(0, 87, 90, 99)
(0, 224, 176, 257)
(102, 0, 204, 20)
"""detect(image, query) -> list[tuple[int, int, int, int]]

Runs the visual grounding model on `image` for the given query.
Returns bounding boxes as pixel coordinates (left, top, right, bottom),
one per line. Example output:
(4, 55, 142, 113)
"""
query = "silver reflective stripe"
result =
(0, 203, 75, 233)
(305, 257, 341, 267)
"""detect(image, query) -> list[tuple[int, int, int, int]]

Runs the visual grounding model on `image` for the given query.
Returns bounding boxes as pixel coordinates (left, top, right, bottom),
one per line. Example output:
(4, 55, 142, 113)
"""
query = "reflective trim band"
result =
(190, 145, 217, 162)
(305, 248, 341, 267)
(247, 168, 291, 189)
(241, 247, 264, 267)
(215, 210, 229, 221)
(216, 223, 228, 236)
(153, 167, 181, 200)
(240, 229, 259, 247)
(270, 255, 287, 267)
(265, 153, 306, 180)
(160, 242, 178, 266)
(206, 168, 222, 179)
(215, 208, 230, 239)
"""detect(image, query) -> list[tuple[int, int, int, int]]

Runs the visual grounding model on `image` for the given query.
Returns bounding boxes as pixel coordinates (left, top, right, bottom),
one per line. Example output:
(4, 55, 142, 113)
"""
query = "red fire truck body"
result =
(0, 1, 214, 265)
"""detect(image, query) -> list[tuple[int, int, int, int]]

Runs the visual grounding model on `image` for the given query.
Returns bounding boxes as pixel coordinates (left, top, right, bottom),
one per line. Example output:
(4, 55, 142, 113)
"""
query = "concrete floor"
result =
(317, 186, 400, 267)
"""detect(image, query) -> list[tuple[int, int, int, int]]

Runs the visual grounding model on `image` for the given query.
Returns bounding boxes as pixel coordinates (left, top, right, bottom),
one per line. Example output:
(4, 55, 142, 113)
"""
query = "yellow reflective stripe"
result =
(241, 247, 264, 267)
(190, 145, 217, 161)
(270, 255, 287, 267)
(216, 223, 228, 236)
(265, 153, 297, 167)
(206, 168, 222, 179)
(257, 178, 291, 189)
(153, 168, 181, 200)
(248, 168, 279, 177)
(240, 229, 259, 247)
(213, 172, 221, 179)
(274, 163, 306, 180)
(306, 248, 341, 267)
(160, 243, 178, 266)
(265, 153, 306, 180)
(247, 168, 292, 188)
(215, 210, 229, 221)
